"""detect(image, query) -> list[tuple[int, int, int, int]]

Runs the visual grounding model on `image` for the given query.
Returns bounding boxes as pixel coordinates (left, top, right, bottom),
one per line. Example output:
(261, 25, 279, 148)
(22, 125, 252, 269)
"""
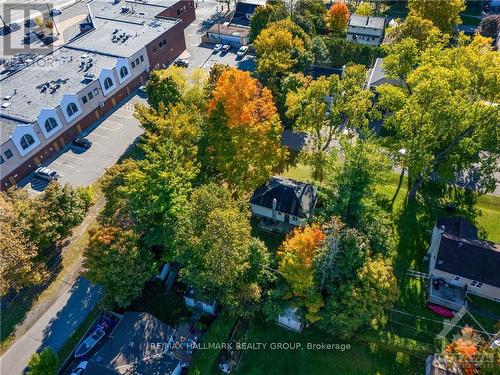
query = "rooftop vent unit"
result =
(121, 6, 130, 13)
(84, 72, 95, 79)
(1, 102, 11, 108)
(113, 28, 119, 34)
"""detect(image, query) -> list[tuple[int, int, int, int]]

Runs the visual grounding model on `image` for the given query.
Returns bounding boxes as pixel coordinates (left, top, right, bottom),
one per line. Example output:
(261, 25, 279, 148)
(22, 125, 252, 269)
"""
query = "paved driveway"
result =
(21, 93, 145, 193)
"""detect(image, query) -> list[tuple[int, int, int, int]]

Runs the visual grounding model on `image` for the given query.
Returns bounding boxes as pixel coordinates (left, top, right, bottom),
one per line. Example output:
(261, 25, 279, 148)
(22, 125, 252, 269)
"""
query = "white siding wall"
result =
(250, 204, 307, 226)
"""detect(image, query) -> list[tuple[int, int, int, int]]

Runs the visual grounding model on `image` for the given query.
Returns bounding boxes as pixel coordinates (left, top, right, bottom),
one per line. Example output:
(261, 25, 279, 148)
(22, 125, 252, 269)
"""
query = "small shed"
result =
(184, 286, 217, 315)
(277, 307, 303, 332)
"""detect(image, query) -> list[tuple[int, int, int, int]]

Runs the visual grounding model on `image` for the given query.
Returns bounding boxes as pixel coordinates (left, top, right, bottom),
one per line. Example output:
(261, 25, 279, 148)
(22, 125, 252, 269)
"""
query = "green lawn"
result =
(277, 164, 500, 350)
(236, 323, 422, 375)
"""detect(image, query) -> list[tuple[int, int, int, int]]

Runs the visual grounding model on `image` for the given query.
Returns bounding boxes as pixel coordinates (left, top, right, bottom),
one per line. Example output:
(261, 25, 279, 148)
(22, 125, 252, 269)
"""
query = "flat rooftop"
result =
(66, 1, 179, 57)
(0, 47, 116, 123)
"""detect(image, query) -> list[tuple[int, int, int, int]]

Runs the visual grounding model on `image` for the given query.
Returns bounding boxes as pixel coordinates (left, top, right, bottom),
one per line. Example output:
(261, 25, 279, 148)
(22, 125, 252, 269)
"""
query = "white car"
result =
(213, 44, 223, 52)
(71, 361, 88, 375)
(50, 8, 62, 16)
(236, 45, 249, 58)
(34, 167, 59, 182)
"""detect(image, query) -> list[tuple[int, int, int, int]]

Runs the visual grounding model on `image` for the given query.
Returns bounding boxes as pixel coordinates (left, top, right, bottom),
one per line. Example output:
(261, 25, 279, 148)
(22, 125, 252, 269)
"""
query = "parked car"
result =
(70, 361, 88, 375)
(24, 19, 36, 28)
(173, 58, 189, 67)
(34, 167, 59, 181)
(222, 44, 231, 53)
(213, 43, 223, 52)
(72, 137, 92, 149)
(49, 8, 62, 16)
(23, 31, 39, 44)
(236, 45, 249, 58)
(138, 85, 147, 95)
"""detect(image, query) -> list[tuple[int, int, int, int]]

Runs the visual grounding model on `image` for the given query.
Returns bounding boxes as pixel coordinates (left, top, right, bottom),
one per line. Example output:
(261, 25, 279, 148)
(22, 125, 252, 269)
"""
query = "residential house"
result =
(250, 176, 318, 229)
(184, 286, 217, 315)
(347, 15, 386, 46)
(426, 217, 500, 310)
(85, 312, 182, 375)
(277, 307, 303, 332)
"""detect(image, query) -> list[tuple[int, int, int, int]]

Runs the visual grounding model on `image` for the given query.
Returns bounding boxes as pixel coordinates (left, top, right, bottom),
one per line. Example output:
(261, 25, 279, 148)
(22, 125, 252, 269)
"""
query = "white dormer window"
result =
(103, 77, 114, 90)
(119, 66, 129, 79)
(20, 134, 35, 150)
(44, 117, 58, 132)
(67, 102, 79, 117)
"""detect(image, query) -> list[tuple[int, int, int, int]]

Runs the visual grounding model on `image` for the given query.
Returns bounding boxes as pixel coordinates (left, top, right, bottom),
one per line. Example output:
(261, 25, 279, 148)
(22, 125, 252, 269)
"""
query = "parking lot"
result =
(183, 0, 255, 73)
(21, 93, 145, 193)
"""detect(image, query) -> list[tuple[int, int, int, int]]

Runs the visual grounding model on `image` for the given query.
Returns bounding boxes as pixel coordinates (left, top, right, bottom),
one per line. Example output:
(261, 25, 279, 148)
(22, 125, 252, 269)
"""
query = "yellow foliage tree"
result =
(204, 68, 288, 192)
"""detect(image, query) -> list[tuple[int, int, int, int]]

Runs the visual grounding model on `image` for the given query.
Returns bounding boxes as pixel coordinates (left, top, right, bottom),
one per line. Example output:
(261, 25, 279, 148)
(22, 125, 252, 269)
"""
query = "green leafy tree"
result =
(319, 256, 398, 338)
(378, 35, 500, 200)
(408, 0, 465, 35)
(178, 184, 270, 317)
(355, 2, 373, 16)
(311, 36, 330, 66)
(254, 19, 313, 86)
(322, 138, 391, 230)
(9, 183, 87, 250)
(249, 0, 288, 41)
(0, 194, 46, 295)
(84, 226, 156, 307)
(285, 64, 373, 180)
(293, 0, 327, 35)
(27, 348, 58, 375)
(323, 36, 382, 67)
(145, 66, 207, 111)
(390, 14, 444, 50)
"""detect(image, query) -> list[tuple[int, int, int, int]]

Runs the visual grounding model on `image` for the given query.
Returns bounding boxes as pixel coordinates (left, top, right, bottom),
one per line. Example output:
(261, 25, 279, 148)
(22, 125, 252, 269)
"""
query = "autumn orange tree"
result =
(203, 68, 288, 192)
(326, 1, 350, 33)
(277, 224, 325, 322)
(444, 326, 482, 375)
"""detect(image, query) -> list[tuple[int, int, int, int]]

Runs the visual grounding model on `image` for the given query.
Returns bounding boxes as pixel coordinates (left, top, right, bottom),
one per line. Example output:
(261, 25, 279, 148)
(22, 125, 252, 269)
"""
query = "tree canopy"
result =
(178, 184, 270, 317)
(84, 226, 156, 307)
(378, 35, 500, 199)
(203, 68, 288, 192)
(285, 64, 372, 180)
(407, 0, 465, 35)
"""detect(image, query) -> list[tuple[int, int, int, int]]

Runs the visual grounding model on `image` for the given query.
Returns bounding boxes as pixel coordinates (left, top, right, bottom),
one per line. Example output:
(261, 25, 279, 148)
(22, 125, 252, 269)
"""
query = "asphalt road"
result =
(0, 277, 102, 375)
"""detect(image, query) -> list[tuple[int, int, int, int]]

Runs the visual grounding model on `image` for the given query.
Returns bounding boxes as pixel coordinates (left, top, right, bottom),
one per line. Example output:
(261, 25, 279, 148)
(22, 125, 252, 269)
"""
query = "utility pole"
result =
(44, 2, 60, 36)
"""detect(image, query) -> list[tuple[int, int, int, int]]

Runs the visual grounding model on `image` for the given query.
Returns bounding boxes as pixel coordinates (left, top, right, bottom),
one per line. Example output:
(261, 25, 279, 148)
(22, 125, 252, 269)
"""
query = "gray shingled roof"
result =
(436, 234, 500, 288)
(86, 312, 180, 375)
(250, 176, 318, 218)
(349, 15, 386, 30)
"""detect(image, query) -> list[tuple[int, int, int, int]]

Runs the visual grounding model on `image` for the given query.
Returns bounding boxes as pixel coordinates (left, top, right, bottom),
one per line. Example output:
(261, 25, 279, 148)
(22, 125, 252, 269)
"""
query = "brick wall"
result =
(146, 20, 186, 69)
(157, 0, 196, 26)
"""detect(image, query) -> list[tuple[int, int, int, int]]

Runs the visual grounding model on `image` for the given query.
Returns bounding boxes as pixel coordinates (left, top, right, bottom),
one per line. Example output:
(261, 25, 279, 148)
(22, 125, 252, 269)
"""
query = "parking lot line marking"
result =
(105, 120, 124, 128)
(99, 125, 120, 132)
(112, 114, 132, 121)
(52, 161, 75, 168)
(91, 133, 109, 139)
(65, 154, 84, 161)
